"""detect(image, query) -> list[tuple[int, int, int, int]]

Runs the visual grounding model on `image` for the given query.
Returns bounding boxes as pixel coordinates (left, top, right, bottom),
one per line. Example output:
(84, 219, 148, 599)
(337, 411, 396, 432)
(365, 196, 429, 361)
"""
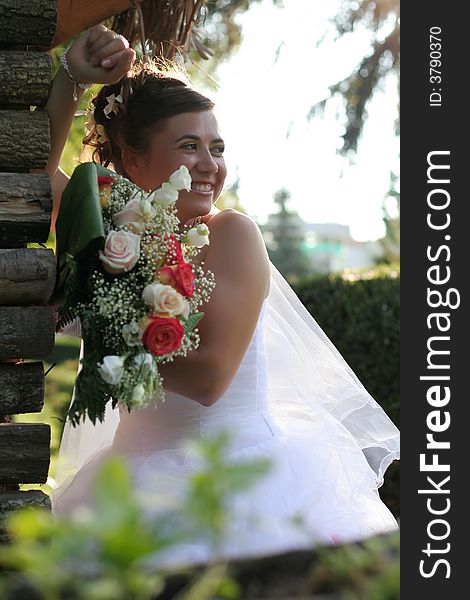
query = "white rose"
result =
(131, 383, 146, 406)
(139, 198, 156, 220)
(113, 197, 146, 234)
(187, 223, 210, 248)
(97, 355, 125, 385)
(122, 321, 142, 346)
(169, 165, 192, 191)
(151, 182, 179, 206)
(99, 230, 140, 274)
(134, 353, 154, 376)
(142, 283, 189, 318)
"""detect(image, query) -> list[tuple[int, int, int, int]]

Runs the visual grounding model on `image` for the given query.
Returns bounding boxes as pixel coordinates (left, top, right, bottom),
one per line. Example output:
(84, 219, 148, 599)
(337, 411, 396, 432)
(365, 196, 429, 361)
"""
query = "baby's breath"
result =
(189, 267, 216, 311)
(63, 167, 215, 423)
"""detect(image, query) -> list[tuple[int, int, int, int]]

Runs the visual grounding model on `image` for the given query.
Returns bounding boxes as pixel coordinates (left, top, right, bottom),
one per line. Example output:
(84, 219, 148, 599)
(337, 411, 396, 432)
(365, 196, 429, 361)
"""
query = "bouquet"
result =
(56, 165, 215, 426)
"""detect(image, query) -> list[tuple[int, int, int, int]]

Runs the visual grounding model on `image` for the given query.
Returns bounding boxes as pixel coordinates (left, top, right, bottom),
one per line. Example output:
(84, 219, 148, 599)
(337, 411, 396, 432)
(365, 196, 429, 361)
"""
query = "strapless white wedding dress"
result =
(51, 277, 399, 569)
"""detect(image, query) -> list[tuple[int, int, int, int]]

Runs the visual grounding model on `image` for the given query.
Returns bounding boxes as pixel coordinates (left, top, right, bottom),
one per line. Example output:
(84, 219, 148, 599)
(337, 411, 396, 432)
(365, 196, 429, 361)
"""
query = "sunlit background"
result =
(207, 0, 399, 243)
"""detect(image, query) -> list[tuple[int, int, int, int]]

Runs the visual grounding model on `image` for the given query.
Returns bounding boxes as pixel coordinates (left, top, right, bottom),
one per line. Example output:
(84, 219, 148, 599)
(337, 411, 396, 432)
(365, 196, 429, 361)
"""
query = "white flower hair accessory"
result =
(80, 110, 109, 144)
(82, 110, 95, 135)
(96, 124, 109, 144)
(104, 92, 124, 119)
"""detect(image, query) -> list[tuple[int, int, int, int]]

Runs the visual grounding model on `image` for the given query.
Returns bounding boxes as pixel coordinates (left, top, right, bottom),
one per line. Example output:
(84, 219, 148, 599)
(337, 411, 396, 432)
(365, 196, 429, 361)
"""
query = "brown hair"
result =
(83, 60, 214, 176)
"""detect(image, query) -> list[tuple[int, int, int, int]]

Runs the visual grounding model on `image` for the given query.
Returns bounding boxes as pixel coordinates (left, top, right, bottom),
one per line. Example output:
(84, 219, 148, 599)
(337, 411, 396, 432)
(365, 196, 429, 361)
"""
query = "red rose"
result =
(97, 176, 114, 186)
(97, 176, 114, 209)
(142, 315, 185, 356)
(174, 262, 195, 298)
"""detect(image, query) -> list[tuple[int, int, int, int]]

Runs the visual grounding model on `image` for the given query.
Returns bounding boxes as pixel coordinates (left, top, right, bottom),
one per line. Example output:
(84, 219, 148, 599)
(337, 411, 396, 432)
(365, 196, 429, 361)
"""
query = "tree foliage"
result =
(309, 0, 400, 155)
(375, 170, 400, 265)
(261, 188, 312, 283)
(201, 0, 281, 61)
(197, 0, 400, 157)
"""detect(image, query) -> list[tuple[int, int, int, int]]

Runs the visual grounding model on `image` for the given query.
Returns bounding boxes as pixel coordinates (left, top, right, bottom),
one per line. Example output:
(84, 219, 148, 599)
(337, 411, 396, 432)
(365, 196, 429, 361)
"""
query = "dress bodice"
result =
(112, 300, 275, 456)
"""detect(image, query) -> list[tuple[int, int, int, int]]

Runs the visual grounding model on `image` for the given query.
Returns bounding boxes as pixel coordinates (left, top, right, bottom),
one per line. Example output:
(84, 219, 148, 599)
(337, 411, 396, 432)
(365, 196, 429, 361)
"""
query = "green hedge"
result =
(293, 264, 400, 516)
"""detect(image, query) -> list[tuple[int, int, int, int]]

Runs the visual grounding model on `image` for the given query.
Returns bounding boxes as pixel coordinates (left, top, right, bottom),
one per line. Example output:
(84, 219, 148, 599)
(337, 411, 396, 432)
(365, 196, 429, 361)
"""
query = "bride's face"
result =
(125, 110, 227, 224)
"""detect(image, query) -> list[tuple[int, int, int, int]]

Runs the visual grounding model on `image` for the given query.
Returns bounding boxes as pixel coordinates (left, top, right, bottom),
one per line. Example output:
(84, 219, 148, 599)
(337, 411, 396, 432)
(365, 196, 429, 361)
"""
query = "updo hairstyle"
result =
(83, 60, 214, 177)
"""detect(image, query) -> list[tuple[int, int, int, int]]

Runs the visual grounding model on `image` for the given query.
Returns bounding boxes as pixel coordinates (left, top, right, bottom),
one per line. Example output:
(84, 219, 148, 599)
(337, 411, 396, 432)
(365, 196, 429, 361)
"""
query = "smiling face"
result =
(123, 110, 227, 224)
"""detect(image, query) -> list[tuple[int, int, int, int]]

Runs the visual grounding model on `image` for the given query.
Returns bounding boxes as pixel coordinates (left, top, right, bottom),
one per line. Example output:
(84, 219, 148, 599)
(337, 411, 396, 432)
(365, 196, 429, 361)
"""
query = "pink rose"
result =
(141, 315, 185, 356)
(142, 283, 189, 318)
(113, 197, 146, 234)
(99, 230, 140, 274)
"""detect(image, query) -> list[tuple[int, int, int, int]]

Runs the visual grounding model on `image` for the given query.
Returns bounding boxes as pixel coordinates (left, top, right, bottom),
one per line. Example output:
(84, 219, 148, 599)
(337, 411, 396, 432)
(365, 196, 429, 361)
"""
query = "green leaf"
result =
(94, 458, 135, 520)
(184, 311, 204, 333)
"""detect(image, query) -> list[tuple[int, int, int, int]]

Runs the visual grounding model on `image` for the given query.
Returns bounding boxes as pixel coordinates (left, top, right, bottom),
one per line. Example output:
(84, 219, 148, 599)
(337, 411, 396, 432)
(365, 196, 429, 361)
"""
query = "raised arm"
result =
(158, 209, 271, 406)
(42, 25, 135, 227)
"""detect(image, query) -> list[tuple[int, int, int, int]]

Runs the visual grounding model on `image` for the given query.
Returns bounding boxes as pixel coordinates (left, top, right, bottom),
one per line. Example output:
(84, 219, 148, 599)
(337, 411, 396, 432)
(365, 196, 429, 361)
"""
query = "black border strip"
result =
(401, 3, 466, 596)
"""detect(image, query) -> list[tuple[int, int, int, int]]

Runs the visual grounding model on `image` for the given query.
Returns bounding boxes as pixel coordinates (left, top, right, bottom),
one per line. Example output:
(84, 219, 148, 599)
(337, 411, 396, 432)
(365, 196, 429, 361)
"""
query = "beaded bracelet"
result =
(60, 47, 93, 102)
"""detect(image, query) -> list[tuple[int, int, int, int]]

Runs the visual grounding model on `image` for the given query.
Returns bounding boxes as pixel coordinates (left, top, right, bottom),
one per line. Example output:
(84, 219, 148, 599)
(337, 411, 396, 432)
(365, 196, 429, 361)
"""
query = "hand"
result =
(65, 24, 136, 86)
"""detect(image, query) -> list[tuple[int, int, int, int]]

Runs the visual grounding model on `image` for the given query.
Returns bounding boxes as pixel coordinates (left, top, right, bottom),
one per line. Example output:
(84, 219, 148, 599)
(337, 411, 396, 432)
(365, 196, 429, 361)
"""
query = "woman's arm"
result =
(42, 25, 135, 218)
(158, 209, 271, 406)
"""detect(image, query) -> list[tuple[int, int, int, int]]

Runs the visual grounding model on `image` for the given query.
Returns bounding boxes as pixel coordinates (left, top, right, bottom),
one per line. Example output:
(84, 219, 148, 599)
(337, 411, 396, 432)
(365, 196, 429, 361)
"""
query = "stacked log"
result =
(0, 0, 56, 541)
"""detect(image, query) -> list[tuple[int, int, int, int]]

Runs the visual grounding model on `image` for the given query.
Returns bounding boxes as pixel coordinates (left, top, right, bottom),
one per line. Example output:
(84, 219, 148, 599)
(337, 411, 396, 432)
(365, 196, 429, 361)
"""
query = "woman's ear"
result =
(121, 146, 148, 189)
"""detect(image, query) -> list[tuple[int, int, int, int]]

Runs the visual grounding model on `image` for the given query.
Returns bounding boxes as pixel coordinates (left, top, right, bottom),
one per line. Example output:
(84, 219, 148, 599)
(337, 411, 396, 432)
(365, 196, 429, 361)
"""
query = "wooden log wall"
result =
(0, 0, 57, 540)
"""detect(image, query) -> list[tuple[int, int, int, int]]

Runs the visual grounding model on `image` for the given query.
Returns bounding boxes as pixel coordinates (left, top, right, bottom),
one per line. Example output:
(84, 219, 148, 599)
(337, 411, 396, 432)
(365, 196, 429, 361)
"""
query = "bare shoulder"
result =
(206, 209, 267, 254)
(206, 208, 263, 239)
(204, 209, 270, 293)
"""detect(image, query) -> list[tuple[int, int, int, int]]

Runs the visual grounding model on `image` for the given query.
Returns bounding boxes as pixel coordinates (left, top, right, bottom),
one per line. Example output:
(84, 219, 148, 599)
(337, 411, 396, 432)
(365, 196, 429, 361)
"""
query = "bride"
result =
(46, 25, 400, 568)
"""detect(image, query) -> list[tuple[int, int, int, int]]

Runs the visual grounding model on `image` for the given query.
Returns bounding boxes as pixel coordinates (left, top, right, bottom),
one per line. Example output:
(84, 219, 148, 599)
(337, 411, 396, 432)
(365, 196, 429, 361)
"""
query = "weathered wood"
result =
(0, 423, 50, 484)
(0, 51, 51, 108)
(0, 306, 54, 361)
(0, 362, 44, 416)
(54, 0, 133, 47)
(0, 173, 52, 246)
(160, 544, 368, 600)
(0, 414, 20, 494)
(0, 0, 57, 48)
(0, 249, 55, 305)
(0, 490, 51, 536)
(0, 111, 50, 171)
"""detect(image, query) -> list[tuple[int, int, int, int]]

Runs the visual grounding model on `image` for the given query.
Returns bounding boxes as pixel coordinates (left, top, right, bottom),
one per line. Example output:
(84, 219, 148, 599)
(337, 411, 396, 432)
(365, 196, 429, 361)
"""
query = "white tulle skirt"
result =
(51, 262, 399, 569)
(51, 407, 398, 570)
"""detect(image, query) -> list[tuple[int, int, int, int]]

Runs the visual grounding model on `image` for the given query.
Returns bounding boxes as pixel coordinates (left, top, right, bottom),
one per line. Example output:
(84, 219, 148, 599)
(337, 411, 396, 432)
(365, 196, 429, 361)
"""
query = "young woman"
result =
(49, 25, 400, 568)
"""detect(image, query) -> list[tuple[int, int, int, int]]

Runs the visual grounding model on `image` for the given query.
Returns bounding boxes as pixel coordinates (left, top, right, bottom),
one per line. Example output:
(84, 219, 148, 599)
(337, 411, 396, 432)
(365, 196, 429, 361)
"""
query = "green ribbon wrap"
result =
(54, 162, 114, 323)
